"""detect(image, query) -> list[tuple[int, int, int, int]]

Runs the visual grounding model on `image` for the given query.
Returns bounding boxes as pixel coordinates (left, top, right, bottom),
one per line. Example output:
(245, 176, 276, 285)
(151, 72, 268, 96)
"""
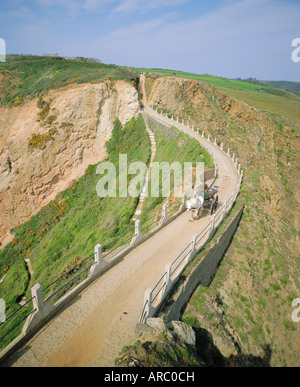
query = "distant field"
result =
(220, 87, 300, 125)
(132, 67, 295, 94)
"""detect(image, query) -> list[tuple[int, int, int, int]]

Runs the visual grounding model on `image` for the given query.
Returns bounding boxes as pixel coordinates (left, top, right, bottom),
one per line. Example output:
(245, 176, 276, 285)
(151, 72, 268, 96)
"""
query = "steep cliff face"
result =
(0, 80, 139, 246)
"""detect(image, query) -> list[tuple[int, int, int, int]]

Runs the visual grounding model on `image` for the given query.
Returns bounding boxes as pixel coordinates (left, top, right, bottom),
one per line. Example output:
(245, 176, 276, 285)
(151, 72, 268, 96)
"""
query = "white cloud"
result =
(89, 0, 300, 80)
(33, 0, 189, 15)
(112, 0, 189, 14)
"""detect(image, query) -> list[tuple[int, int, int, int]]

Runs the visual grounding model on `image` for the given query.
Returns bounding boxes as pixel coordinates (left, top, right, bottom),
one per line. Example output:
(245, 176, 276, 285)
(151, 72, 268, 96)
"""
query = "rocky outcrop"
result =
(0, 80, 139, 246)
(116, 318, 202, 367)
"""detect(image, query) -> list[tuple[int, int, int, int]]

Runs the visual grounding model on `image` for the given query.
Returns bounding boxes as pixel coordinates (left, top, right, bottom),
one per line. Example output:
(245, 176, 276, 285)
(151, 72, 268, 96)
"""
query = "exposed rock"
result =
(116, 318, 202, 367)
(167, 320, 196, 346)
(0, 80, 139, 246)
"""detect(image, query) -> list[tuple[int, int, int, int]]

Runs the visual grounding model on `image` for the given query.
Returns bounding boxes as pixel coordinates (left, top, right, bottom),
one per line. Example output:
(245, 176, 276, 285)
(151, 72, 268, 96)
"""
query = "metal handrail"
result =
(0, 307, 37, 344)
(43, 261, 95, 304)
(170, 241, 193, 276)
(0, 296, 35, 327)
(42, 251, 96, 295)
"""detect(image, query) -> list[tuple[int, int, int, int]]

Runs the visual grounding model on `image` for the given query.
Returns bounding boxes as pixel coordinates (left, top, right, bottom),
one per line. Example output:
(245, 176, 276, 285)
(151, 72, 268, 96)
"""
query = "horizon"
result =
(2, 53, 300, 85)
(0, 0, 300, 82)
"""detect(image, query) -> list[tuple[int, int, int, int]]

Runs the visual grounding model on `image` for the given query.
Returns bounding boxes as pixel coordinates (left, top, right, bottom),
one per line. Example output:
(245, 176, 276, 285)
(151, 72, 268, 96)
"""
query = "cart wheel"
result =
(214, 195, 219, 211)
(210, 199, 215, 216)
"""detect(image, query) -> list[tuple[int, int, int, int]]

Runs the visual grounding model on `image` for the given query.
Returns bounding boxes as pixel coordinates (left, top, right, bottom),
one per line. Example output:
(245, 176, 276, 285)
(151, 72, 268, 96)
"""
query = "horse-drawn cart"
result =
(203, 186, 219, 215)
(186, 185, 219, 221)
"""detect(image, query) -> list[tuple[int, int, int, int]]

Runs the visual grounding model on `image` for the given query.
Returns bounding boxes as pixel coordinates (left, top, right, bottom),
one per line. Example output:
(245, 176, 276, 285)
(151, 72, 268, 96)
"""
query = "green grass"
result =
(133, 66, 300, 125)
(140, 124, 215, 227)
(0, 114, 150, 348)
(131, 66, 299, 96)
(0, 55, 139, 106)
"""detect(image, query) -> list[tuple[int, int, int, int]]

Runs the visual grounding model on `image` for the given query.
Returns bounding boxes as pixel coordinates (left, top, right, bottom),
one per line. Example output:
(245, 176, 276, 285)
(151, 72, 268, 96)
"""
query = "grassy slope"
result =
(0, 55, 138, 106)
(0, 115, 150, 348)
(265, 81, 300, 96)
(140, 124, 215, 226)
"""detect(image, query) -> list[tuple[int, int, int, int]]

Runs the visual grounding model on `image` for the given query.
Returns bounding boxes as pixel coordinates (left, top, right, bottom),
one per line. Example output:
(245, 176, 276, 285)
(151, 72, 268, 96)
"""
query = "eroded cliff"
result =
(0, 80, 139, 246)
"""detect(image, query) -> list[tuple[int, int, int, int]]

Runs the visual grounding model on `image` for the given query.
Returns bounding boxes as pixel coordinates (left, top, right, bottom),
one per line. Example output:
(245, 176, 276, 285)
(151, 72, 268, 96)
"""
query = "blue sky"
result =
(0, 0, 299, 81)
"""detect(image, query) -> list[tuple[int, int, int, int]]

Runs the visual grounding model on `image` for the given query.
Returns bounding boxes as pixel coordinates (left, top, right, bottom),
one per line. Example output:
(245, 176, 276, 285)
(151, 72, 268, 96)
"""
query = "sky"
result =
(0, 0, 299, 81)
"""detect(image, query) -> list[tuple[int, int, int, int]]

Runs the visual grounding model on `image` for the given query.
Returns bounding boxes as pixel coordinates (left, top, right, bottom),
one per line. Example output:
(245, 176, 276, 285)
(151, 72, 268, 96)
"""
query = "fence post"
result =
(160, 203, 168, 226)
(22, 284, 54, 335)
(160, 263, 172, 302)
(32, 284, 44, 313)
(142, 288, 153, 324)
(214, 161, 218, 178)
(223, 201, 228, 221)
(186, 235, 197, 264)
(131, 219, 144, 246)
(90, 244, 108, 278)
(180, 193, 186, 212)
(210, 215, 215, 237)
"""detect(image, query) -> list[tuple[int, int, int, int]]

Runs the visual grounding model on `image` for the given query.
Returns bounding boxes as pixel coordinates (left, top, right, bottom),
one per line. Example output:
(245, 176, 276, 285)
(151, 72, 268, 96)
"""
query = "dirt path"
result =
(4, 78, 239, 368)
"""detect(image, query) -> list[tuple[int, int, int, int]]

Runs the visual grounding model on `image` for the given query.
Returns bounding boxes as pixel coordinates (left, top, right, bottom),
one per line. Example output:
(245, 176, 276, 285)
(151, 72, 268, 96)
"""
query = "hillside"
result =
(0, 56, 140, 247)
(264, 81, 300, 96)
(0, 115, 151, 348)
(0, 58, 215, 350)
(0, 55, 138, 107)
(124, 74, 299, 367)
(0, 58, 299, 366)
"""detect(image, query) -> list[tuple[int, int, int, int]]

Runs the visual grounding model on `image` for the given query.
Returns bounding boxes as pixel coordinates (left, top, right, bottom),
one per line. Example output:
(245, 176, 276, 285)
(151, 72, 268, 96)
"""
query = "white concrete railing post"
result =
(160, 203, 168, 226)
(31, 284, 44, 313)
(214, 160, 218, 178)
(159, 263, 172, 302)
(90, 244, 108, 278)
(131, 219, 144, 246)
(186, 235, 197, 264)
(210, 215, 215, 236)
(180, 193, 186, 212)
(22, 284, 54, 334)
(223, 201, 228, 221)
(240, 169, 244, 181)
(142, 288, 154, 324)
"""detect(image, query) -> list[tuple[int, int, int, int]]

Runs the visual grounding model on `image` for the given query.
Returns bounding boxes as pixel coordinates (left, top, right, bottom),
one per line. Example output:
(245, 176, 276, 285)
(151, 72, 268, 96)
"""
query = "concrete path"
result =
(3, 79, 239, 368)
